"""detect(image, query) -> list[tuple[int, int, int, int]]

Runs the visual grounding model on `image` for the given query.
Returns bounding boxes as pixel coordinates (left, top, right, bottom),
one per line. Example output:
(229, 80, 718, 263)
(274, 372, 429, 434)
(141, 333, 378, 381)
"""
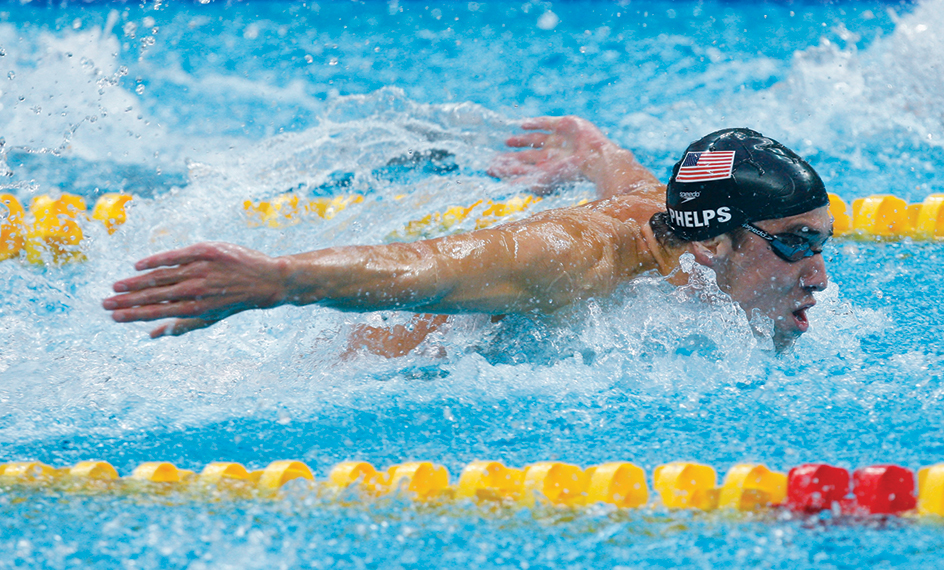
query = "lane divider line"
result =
(2, 459, 942, 518)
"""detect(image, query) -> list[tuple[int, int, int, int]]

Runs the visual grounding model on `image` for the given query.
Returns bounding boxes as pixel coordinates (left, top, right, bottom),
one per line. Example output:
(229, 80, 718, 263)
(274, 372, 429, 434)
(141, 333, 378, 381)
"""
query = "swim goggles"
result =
(741, 222, 827, 263)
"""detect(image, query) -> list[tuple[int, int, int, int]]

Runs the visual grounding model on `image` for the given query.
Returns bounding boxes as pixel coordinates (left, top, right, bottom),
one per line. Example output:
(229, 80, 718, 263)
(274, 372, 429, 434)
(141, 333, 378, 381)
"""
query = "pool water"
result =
(1, 0, 943, 567)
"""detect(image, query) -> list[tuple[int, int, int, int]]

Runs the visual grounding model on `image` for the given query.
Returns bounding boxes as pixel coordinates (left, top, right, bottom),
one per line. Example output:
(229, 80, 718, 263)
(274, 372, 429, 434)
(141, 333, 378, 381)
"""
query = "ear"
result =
(689, 235, 731, 268)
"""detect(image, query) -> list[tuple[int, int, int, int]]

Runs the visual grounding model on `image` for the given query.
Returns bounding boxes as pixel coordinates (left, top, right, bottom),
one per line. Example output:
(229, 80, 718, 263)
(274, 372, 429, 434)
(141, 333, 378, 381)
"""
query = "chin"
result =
(772, 329, 801, 353)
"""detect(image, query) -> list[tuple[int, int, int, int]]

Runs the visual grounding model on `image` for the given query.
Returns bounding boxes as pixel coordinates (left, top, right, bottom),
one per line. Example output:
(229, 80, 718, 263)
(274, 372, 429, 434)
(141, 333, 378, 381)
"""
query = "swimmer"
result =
(103, 117, 831, 353)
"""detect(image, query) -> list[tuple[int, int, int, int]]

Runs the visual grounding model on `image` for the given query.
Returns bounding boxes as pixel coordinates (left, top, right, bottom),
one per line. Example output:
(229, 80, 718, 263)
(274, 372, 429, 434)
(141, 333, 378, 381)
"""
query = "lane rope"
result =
(2, 459, 943, 517)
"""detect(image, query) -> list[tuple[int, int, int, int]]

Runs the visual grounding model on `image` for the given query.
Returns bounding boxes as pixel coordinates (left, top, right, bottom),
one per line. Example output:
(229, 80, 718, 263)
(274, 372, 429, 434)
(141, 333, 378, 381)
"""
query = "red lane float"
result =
(851, 465, 916, 515)
(786, 463, 850, 513)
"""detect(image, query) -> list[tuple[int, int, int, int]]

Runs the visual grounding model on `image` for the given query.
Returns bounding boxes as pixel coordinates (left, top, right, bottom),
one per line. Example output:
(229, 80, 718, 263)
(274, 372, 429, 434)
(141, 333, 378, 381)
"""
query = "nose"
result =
(800, 253, 828, 292)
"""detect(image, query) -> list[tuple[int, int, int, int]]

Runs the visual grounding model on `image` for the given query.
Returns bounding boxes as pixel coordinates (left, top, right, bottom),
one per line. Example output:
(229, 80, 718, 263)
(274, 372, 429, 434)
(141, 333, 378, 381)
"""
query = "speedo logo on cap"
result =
(668, 207, 732, 229)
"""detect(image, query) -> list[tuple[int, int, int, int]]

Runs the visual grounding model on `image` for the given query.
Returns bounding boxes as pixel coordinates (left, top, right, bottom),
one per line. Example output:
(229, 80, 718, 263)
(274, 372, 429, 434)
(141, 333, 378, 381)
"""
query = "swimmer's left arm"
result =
(276, 203, 648, 315)
(104, 202, 650, 336)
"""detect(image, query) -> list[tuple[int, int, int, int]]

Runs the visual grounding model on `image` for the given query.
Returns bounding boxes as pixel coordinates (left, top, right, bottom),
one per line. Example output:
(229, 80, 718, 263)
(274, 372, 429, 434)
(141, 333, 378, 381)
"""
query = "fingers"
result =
(499, 149, 547, 166)
(519, 116, 562, 131)
(150, 318, 216, 338)
(133, 243, 220, 271)
(112, 264, 201, 294)
(104, 280, 201, 311)
(487, 151, 546, 178)
(505, 133, 549, 149)
(109, 244, 219, 293)
(109, 298, 208, 323)
(520, 115, 598, 142)
(105, 241, 267, 337)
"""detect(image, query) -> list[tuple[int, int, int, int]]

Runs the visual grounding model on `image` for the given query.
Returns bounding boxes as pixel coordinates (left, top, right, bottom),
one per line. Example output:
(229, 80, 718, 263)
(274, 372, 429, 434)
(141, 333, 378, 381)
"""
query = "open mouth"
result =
(792, 305, 813, 332)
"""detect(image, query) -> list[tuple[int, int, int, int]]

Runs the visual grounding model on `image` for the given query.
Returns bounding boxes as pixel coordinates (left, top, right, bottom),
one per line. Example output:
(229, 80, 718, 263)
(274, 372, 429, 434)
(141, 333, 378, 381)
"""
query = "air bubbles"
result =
(305, 54, 314, 63)
(135, 84, 145, 95)
(328, 57, 339, 66)
(537, 11, 559, 31)
(277, 408, 292, 425)
(6, 71, 13, 80)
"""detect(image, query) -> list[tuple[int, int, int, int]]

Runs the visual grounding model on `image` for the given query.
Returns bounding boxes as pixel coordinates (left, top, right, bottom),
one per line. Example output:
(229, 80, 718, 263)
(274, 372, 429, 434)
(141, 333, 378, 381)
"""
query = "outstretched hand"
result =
(102, 242, 288, 338)
(488, 116, 618, 195)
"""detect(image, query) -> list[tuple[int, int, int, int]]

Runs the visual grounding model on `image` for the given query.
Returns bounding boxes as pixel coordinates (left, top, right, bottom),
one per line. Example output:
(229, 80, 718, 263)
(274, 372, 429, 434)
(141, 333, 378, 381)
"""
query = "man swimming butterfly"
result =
(103, 117, 832, 353)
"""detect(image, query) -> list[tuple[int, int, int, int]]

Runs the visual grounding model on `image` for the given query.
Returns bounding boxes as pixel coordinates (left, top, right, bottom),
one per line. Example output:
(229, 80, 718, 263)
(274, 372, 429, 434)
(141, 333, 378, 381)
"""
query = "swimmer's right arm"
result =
(103, 201, 649, 337)
(489, 115, 663, 200)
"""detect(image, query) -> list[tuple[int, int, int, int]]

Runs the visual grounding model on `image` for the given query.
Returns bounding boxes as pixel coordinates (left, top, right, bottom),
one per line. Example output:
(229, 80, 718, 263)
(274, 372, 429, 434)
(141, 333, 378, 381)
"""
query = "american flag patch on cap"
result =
(675, 151, 736, 183)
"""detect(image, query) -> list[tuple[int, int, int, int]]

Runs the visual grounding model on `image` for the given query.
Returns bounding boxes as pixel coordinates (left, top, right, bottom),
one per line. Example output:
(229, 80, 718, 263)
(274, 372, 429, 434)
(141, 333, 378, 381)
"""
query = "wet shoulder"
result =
(584, 195, 684, 280)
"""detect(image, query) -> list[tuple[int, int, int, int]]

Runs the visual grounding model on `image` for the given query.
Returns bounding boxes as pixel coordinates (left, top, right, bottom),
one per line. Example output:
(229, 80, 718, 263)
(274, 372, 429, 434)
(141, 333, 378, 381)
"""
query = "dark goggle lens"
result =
(742, 222, 827, 263)
(769, 237, 816, 262)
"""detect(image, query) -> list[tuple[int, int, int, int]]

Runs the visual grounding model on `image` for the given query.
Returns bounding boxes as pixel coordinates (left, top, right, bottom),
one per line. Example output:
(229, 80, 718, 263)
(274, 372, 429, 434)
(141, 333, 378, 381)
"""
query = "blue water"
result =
(2, 0, 944, 568)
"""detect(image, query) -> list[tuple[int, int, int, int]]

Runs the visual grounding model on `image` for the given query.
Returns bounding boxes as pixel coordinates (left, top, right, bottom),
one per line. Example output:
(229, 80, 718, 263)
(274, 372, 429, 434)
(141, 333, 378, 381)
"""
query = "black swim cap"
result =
(665, 128, 828, 241)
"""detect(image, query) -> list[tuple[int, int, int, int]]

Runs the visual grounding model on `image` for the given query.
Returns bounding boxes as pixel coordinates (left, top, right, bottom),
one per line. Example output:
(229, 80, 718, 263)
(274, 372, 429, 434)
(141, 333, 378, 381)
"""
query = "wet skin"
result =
(102, 116, 831, 356)
(703, 206, 832, 351)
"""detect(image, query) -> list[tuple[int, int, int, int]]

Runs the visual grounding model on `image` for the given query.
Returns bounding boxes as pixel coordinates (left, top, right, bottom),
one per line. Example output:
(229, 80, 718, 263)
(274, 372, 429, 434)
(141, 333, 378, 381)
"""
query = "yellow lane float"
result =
(91, 193, 134, 234)
(0, 461, 62, 482)
(829, 192, 944, 239)
(70, 461, 120, 481)
(328, 461, 390, 496)
(521, 461, 589, 507)
(387, 461, 452, 501)
(198, 462, 257, 487)
(243, 193, 364, 228)
(0, 193, 26, 260)
(393, 195, 543, 240)
(26, 193, 88, 264)
(653, 462, 718, 510)
(256, 460, 315, 491)
(585, 462, 649, 509)
(456, 460, 524, 502)
(130, 462, 196, 483)
(912, 194, 944, 239)
(718, 463, 787, 511)
(918, 464, 944, 516)
(0, 192, 133, 265)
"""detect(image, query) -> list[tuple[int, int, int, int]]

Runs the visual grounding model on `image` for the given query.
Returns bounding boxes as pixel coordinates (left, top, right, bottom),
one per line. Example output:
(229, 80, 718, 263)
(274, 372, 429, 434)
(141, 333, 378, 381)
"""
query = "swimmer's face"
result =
(709, 206, 832, 351)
